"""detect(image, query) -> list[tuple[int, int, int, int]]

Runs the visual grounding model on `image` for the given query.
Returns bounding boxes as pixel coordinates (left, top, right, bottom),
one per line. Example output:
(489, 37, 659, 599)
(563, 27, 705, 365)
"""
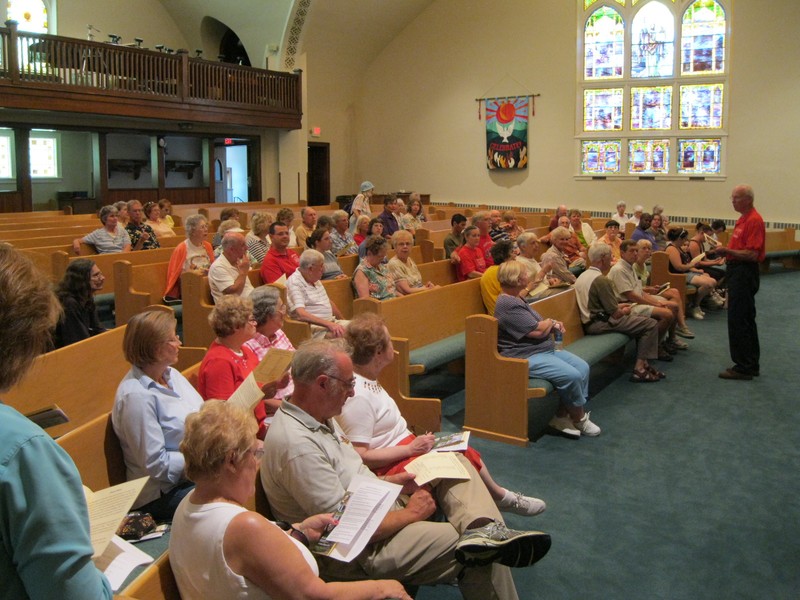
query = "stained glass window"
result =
(584, 89, 624, 131)
(680, 83, 723, 129)
(628, 139, 670, 174)
(581, 140, 622, 174)
(631, 86, 672, 130)
(681, 0, 726, 75)
(7, 0, 48, 34)
(584, 7, 625, 80)
(0, 135, 12, 178)
(585, 0, 625, 9)
(29, 135, 57, 178)
(631, 2, 675, 78)
(677, 139, 720, 174)
(633, 0, 675, 4)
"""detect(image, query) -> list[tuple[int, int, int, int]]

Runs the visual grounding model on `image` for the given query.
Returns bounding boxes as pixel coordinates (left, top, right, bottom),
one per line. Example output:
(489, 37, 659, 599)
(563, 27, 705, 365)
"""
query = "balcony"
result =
(0, 21, 302, 129)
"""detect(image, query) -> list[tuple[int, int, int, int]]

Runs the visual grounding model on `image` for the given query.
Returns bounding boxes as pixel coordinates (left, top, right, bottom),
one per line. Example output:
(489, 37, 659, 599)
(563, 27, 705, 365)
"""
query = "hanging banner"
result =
(486, 97, 529, 170)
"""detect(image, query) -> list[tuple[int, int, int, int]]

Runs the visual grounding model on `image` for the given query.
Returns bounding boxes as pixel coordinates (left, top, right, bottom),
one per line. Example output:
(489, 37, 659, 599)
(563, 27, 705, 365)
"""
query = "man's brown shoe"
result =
(719, 368, 753, 381)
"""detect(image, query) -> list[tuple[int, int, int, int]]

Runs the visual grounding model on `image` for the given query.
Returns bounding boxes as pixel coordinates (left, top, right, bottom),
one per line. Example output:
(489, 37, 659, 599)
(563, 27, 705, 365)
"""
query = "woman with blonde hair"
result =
(144, 201, 177, 239)
(246, 212, 273, 264)
(113, 309, 203, 521)
(170, 401, 410, 600)
(387, 230, 436, 295)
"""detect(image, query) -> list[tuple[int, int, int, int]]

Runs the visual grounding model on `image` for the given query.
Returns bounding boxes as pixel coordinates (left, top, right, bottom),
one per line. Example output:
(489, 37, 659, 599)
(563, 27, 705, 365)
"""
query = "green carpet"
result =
(415, 270, 800, 599)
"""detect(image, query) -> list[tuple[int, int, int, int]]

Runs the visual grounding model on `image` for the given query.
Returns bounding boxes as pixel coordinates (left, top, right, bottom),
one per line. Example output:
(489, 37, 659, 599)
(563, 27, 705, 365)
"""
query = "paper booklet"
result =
(312, 474, 401, 562)
(704, 233, 721, 248)
(657, 282, 671, 294)
(227, 348, 294, 412)
(688, 252, 706, 266)
(84, 476, 149, 558)
(405, 451, 471, 486)
(431, 431, 470, 453)
(93, 535, 153, 591)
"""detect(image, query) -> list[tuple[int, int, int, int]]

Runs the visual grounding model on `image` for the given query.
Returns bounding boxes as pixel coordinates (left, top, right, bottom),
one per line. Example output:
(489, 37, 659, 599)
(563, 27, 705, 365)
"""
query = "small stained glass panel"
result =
(681, 0, 726, 75)
(628, 139, 670, 174)
(584, 7, 625, 80)
(584, 88, 624, 131)
(585, 0, 625, 9)
(631, 1, 675, 78)
(631, 86, 672, 130)
(581, 140, 622, 174)
(7, 0, 48, 34)
(677, 138, 720, 174)
(29, 137, 57, 178)
(680, 83, 723, 129)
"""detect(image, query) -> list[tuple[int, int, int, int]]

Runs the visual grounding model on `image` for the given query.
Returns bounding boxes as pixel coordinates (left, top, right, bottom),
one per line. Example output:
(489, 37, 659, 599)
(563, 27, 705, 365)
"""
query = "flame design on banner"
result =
(486, 97, 529, 170)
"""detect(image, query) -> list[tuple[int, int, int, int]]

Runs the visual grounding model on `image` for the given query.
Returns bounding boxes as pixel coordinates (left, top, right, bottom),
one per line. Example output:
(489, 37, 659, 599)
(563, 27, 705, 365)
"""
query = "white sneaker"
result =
(690, 306, 705, 320)
(575, 412, 601, 437)
(496, 490, 547, 517)
(549, 415, 580, 439)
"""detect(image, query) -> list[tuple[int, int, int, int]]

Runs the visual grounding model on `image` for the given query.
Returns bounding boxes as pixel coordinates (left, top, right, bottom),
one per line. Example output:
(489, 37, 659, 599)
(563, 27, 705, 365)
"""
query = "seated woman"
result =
(515, 232, 562, 300)
(243, 286, 295, 421)
(495, 261, 600, 439)
(1, 246, 113, 599)
(276, 207, 299, 247)
(53, 259, 107, 348)
(338, 313, 545, 516)
(113, 309, 203, 521)
(113, 200, 131, 227)
(454, 225, 488, 281)
(352, 214, 372, 246)
(353, 236, 397, 300)
(387, 230, 436, 295)
(648, 213, 668, 251)
(306, 228, 347, 280)
(158, 198, 175, 228)
(198, 295, 287, 439)
(689, 222, 726, 289)
(401, 196, 427, 236)
(665, 228, 718, 320)
(212, 208, 242, 249)
(144, 201, 177, 239)
(501, 211, 525, 240)
(72, 205, 131, 255)
(245, 212, 273, 265)
(330, 209, 359, 256)
(170, 401, 410, 600)
(357, 218, 384, 258)
(164, 214, 214, 301)
(213, 219, 247, 258)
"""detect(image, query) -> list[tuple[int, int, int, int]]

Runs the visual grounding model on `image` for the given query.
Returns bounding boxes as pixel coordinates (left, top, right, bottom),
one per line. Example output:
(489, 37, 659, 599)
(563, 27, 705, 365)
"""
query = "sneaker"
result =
(455, 522, 552, 568)
(711, 291, 725, 307)
(690, 306, 704, 320)
(675, 325, 695, 339)
(548, 415, 580, 439)
(575, 412, 601, 436)
(668, 338, 689, 350)
(496, 491, 547, 517)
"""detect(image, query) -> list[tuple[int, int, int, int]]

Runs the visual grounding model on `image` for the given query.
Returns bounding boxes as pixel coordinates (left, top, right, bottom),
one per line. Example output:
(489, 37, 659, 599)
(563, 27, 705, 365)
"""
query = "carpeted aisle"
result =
(415, 270, 800, 599)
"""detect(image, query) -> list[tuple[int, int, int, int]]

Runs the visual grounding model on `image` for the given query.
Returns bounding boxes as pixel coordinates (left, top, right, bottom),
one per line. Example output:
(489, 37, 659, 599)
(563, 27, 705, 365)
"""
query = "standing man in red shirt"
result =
(714, 184, 765, 380)
(260, 223, 300, 283)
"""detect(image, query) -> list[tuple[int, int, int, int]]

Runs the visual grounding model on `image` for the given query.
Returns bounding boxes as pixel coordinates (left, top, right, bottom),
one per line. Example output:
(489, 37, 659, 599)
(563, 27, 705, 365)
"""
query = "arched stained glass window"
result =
(7, 0, 48, 34)
(631, 2, 675, 78)
(633, 0, 675, 5)
(681, 0, 726, 74)
(584, 7, 625, 80)
(585, 0, 626, 9)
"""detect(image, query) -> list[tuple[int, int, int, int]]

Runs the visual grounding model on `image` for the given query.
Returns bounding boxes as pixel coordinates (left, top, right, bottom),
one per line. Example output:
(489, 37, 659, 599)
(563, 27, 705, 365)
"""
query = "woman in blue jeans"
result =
(494, 261, 601, 439)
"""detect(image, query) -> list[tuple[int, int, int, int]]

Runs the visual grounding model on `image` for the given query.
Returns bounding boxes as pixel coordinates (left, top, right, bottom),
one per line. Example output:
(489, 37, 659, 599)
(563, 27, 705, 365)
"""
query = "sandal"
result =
(647, 365, 666, 379)
(629, 367, 660, 383)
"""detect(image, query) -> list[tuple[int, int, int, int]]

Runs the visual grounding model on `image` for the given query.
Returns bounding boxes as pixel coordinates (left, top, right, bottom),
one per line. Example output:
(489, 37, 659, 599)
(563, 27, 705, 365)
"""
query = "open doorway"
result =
(214, 137, 259, 203)
(307, 142, 330, 206)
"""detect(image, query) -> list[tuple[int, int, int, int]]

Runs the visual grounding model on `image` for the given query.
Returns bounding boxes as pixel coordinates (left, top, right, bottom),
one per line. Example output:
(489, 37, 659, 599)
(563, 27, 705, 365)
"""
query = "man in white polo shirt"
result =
(286, 249, 348, 338)
(208, 232, 254, 304)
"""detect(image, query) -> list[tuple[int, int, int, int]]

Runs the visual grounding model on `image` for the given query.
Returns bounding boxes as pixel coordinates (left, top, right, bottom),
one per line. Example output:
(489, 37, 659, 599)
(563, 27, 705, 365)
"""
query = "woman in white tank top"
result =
(170, 400, 410, 600)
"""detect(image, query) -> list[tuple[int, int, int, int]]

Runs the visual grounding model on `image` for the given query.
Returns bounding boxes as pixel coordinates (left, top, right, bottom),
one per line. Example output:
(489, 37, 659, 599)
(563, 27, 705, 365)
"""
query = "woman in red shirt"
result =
(455, 225, 488, 281)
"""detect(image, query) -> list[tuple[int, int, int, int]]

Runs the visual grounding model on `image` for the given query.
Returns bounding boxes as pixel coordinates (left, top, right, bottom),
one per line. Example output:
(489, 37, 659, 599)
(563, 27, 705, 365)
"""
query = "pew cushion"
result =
(409, 333, 465, 373)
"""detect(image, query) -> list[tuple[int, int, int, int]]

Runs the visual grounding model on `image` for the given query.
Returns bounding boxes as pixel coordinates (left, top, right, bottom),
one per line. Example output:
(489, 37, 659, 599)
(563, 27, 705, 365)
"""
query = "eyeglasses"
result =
(327, 374, 357, 390)
(251, 447, 265, 460)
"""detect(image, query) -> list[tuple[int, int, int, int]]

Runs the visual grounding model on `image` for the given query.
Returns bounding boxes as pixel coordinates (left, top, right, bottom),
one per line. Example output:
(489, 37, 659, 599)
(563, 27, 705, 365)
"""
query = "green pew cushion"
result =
(409, 333, 465, 372)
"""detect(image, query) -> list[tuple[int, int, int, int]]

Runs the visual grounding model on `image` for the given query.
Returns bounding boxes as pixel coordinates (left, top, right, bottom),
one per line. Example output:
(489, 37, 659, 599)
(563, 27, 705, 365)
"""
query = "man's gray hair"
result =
(299, 249, 324, 270)
(332, 209, 349, 222)
(517, 232, 539, 249)
(251, 285, 281, 326)
(184, 213, 207, 237)
(616, 200, 627, 208)
(221, 231, 244, 250)
(292, 338, 350, 385)
(471, 211, 488, 225)
(589, 242, 612, 263)
(551, 226, 571, 240)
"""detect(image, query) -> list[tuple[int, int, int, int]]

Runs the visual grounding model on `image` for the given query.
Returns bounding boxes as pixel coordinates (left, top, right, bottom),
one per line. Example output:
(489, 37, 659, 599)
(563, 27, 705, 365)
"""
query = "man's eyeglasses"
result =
(327, 374, 357, 390)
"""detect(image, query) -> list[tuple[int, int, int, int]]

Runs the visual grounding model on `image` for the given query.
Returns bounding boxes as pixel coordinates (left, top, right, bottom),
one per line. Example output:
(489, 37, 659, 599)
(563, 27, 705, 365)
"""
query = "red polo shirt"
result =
(729, 208, 765, 263)
(260, 246, 300, 283)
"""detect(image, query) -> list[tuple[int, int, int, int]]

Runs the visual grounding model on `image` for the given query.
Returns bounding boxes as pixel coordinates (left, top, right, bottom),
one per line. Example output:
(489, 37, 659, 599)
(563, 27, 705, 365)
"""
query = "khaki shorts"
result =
(630, 303, 655, 317)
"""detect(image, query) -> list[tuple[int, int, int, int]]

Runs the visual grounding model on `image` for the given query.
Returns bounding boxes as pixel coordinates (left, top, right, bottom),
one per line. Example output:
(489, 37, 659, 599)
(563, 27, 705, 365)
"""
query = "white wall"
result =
(32, 131, 93, 209)
(306, 0, 800, 224)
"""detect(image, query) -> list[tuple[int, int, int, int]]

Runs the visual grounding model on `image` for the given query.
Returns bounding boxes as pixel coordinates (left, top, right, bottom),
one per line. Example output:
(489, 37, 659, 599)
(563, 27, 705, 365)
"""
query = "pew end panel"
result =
(379, 344, 441, 434)
(650, 251, 691, 305)
(464, 314, 536, 447)
(114, 261, 169, 326)
(119, 553, 181, 600)
(180, 271, 216, 348)
(56, 412, 127, 492)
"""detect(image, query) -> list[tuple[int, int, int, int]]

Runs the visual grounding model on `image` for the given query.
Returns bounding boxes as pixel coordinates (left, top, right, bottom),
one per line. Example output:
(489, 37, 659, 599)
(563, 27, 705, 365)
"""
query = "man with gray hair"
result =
(540, 226, 579, 284)
(126, 199, 160, 250)
(330, 209, 358, 256)
(575, 243, 662, 383)
(208, 232, 253, 304)
(295, 206, 318, 247)
(262, 339, 551, 599)
(286, 249, 348, 338)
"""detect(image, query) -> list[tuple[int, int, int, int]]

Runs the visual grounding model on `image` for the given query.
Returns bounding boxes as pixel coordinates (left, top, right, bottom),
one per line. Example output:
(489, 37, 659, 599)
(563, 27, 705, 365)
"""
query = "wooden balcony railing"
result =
(0, 21, 302, 129)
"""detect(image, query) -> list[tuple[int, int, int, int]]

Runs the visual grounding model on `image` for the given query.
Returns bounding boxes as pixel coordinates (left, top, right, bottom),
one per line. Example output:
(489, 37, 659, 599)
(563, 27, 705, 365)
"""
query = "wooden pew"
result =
(417, 259, 458, 286)
(464, 289, 628, 446)
(276, 277, 356, 347)
(1, 223, 98, 241)
(56, 412, 126, 491)
(4, 325, 206, 438)
(649, 251, 694, 305)
(114, 260, 173, 326)
(0, 217, 98, 231)
(761, 228, 800, 272)
(119, 553, 181, 600)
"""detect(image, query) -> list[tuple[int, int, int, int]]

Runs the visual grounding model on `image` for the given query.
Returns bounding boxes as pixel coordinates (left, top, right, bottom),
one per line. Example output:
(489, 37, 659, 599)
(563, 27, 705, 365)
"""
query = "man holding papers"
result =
(262, 339, 551, 600)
